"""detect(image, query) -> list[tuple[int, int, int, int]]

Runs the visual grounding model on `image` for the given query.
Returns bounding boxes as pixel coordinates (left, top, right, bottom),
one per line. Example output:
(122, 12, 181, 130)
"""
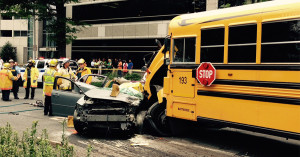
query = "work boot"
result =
(24, 97, 29, 99)
(3, 99, 12, 101)
(30, 97, 34, 100)
(14, 97, 19, 99)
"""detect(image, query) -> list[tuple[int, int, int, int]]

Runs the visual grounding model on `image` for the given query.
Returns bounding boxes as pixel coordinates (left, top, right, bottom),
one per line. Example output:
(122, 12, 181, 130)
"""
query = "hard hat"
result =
(49, 59, 58, 66)
(28, 60, 35, 64)
(110, 84, 120, 97)
(78, 58, 85, 64)
(3, 63, 10, 69)
(62, 59, 70, 65)
(9, 59, 14, 63)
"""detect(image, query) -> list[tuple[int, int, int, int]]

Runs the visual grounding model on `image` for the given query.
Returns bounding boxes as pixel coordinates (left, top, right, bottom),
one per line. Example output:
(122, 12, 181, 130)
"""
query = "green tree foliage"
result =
(219, 0, 271, 8)
(0, 42, 16, 62)
(0, 0, 86, 57)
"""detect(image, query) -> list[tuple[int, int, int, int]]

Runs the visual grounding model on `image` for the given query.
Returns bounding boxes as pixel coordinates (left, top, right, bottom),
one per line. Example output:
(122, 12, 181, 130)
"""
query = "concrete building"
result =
(0, 14, 56, 64)
(66, 0, 219, 68)
(0, 15, 29, 64)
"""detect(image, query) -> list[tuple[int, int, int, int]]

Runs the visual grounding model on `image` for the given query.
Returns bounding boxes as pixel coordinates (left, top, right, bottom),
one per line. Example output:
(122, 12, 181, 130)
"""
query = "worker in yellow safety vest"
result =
(0, 63, 18, 101)
(23, 60, 39, 99)
(57, 59, 77, 90)
(75, 58, 92, 84)
(43, 59, 58, 116)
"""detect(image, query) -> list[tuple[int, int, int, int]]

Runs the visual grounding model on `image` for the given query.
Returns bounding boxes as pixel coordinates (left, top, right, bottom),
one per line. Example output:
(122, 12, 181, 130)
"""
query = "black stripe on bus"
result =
(170, 64, 300, 71)
(214, 79, 300, 90)
(197, 90, 300, 105)
(197, 116, 300, 140)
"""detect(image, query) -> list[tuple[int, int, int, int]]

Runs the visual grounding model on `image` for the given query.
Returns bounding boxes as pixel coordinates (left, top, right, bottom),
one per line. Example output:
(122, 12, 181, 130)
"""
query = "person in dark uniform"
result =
(9, 59, 21, 99)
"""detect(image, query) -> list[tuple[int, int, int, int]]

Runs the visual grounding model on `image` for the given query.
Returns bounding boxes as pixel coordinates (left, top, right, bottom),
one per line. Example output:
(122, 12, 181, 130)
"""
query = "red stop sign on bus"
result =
(196, 62, 216, 86)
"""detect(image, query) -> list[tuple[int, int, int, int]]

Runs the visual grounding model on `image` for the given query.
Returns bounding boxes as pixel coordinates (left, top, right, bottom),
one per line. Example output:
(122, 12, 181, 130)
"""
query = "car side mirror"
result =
(164, 58, 170, 66)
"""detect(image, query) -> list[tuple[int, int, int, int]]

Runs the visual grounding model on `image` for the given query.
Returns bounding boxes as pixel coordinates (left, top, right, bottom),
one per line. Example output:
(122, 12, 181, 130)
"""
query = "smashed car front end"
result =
(74, 89, 141, 132)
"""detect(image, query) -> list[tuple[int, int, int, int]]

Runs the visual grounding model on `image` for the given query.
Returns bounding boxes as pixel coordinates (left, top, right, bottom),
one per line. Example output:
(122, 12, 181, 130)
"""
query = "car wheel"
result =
(73, 109, 88, 135)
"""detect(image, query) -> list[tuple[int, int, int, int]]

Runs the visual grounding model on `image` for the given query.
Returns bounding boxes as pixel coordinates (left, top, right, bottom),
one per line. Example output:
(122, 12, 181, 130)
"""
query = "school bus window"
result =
(200, 27, 224, 63)
(173, 37, 196, 63)
(261, 19, 300, 62)
(228, 24, 257, 63)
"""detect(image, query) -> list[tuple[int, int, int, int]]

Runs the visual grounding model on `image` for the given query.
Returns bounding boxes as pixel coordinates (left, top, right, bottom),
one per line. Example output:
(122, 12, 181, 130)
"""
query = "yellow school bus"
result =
(143, 0, 300, 138)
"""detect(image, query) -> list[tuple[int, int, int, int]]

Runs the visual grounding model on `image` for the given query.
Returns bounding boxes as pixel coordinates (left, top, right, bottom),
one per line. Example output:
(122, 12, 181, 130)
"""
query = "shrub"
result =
(103, 72, 118, 80)
(124, 73, 141, 81)
(91, 82, 103, 87)
(0, 42, 16, 62)
(0, 120, 85, 157)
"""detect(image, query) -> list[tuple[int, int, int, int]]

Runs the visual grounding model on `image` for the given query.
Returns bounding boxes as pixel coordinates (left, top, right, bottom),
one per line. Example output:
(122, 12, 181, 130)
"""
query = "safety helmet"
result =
(28, 60, 35, 64)
(9, 59, 14, 63)
(3, 63, 10, 69)
(49, 59, 58, 67)
(77, 58, 85, 64)
(62, 58, 70, 65)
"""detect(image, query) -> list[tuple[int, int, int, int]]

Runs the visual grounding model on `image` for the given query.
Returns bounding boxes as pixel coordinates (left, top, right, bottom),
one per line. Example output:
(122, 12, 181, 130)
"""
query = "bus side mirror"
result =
(141, 66, 147, 72)
(162, 37, 170, 54)
(164, 58, 170, 66)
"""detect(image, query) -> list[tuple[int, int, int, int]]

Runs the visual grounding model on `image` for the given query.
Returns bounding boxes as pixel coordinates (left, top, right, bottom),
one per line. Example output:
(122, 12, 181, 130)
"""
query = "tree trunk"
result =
(55, 2, 66, 58)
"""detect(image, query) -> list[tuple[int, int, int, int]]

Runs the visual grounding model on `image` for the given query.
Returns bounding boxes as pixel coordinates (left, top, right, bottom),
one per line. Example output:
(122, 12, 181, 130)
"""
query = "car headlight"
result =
(84, 96, 94, 104)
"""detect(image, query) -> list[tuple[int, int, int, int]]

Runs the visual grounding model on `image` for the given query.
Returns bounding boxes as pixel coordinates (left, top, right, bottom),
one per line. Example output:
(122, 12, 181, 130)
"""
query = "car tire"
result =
(73, 109, 88, 135)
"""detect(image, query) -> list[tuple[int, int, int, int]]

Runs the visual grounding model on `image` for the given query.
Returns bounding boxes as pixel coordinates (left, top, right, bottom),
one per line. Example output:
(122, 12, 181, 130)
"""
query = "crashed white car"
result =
(51, 74, 141, 134)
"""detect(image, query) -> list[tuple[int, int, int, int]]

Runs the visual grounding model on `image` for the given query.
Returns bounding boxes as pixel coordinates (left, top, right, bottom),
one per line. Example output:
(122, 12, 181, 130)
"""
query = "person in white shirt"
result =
(91, 59, 95, 67)
(0, 57, 3, 70)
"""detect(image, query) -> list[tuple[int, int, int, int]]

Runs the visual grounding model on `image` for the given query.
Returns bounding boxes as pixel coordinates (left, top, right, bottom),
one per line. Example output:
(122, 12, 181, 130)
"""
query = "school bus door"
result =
(171, 37, 196, 98)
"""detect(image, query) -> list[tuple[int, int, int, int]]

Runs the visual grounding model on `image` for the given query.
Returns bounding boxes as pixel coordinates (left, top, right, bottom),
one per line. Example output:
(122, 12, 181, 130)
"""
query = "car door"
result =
(51, 76, 83, 117)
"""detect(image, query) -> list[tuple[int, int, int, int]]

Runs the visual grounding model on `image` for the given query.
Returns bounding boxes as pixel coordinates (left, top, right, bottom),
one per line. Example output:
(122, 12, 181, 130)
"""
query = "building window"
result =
(173, 37, 196, 63)
(42, 20, 56, 47)
(14, 16, 27, 20)
(1, 30, 12, 37)
(14, 31, 28, 37)
(200, 27, 224, 63)
(261, 19, 300, 63)
(1, 14, 12, 20)
(228, 24, 257, 63)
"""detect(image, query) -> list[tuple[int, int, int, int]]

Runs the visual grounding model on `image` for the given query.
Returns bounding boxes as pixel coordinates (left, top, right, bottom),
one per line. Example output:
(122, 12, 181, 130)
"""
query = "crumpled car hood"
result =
(84, 88, 141, 106)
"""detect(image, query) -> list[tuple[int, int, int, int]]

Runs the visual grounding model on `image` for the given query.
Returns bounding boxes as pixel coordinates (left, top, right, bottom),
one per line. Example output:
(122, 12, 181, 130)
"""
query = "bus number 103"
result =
(179, 76, 187, 84)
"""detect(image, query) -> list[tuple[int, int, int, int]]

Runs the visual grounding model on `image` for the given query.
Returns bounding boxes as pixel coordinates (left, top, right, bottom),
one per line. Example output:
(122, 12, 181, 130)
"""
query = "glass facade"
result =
(42, 20, 56, 48)
(73, 0, 206, 24)
(27, 18, 34, 59)
(40, 20, 57, 58)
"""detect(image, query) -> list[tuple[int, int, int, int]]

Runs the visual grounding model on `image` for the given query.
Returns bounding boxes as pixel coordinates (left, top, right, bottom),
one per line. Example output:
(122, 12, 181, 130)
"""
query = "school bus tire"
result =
(146, 101, 170, 136)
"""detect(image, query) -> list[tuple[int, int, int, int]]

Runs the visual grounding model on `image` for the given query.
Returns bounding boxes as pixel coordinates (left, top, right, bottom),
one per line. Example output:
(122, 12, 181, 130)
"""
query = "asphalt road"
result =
(0, 88, 300, 157)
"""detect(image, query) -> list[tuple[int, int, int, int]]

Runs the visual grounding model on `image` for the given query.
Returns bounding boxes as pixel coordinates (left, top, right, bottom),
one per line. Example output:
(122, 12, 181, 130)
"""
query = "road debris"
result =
(130, 143, 149, 146)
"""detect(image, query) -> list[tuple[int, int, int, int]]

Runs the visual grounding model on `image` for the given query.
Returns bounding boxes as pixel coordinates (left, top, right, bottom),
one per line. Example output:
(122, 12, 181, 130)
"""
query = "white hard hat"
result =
(63, 59, 70, 65)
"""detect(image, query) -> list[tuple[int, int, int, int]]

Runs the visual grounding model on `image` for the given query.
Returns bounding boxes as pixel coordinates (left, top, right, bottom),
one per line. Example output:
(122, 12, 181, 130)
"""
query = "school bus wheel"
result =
(146, 101, 170, 136)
